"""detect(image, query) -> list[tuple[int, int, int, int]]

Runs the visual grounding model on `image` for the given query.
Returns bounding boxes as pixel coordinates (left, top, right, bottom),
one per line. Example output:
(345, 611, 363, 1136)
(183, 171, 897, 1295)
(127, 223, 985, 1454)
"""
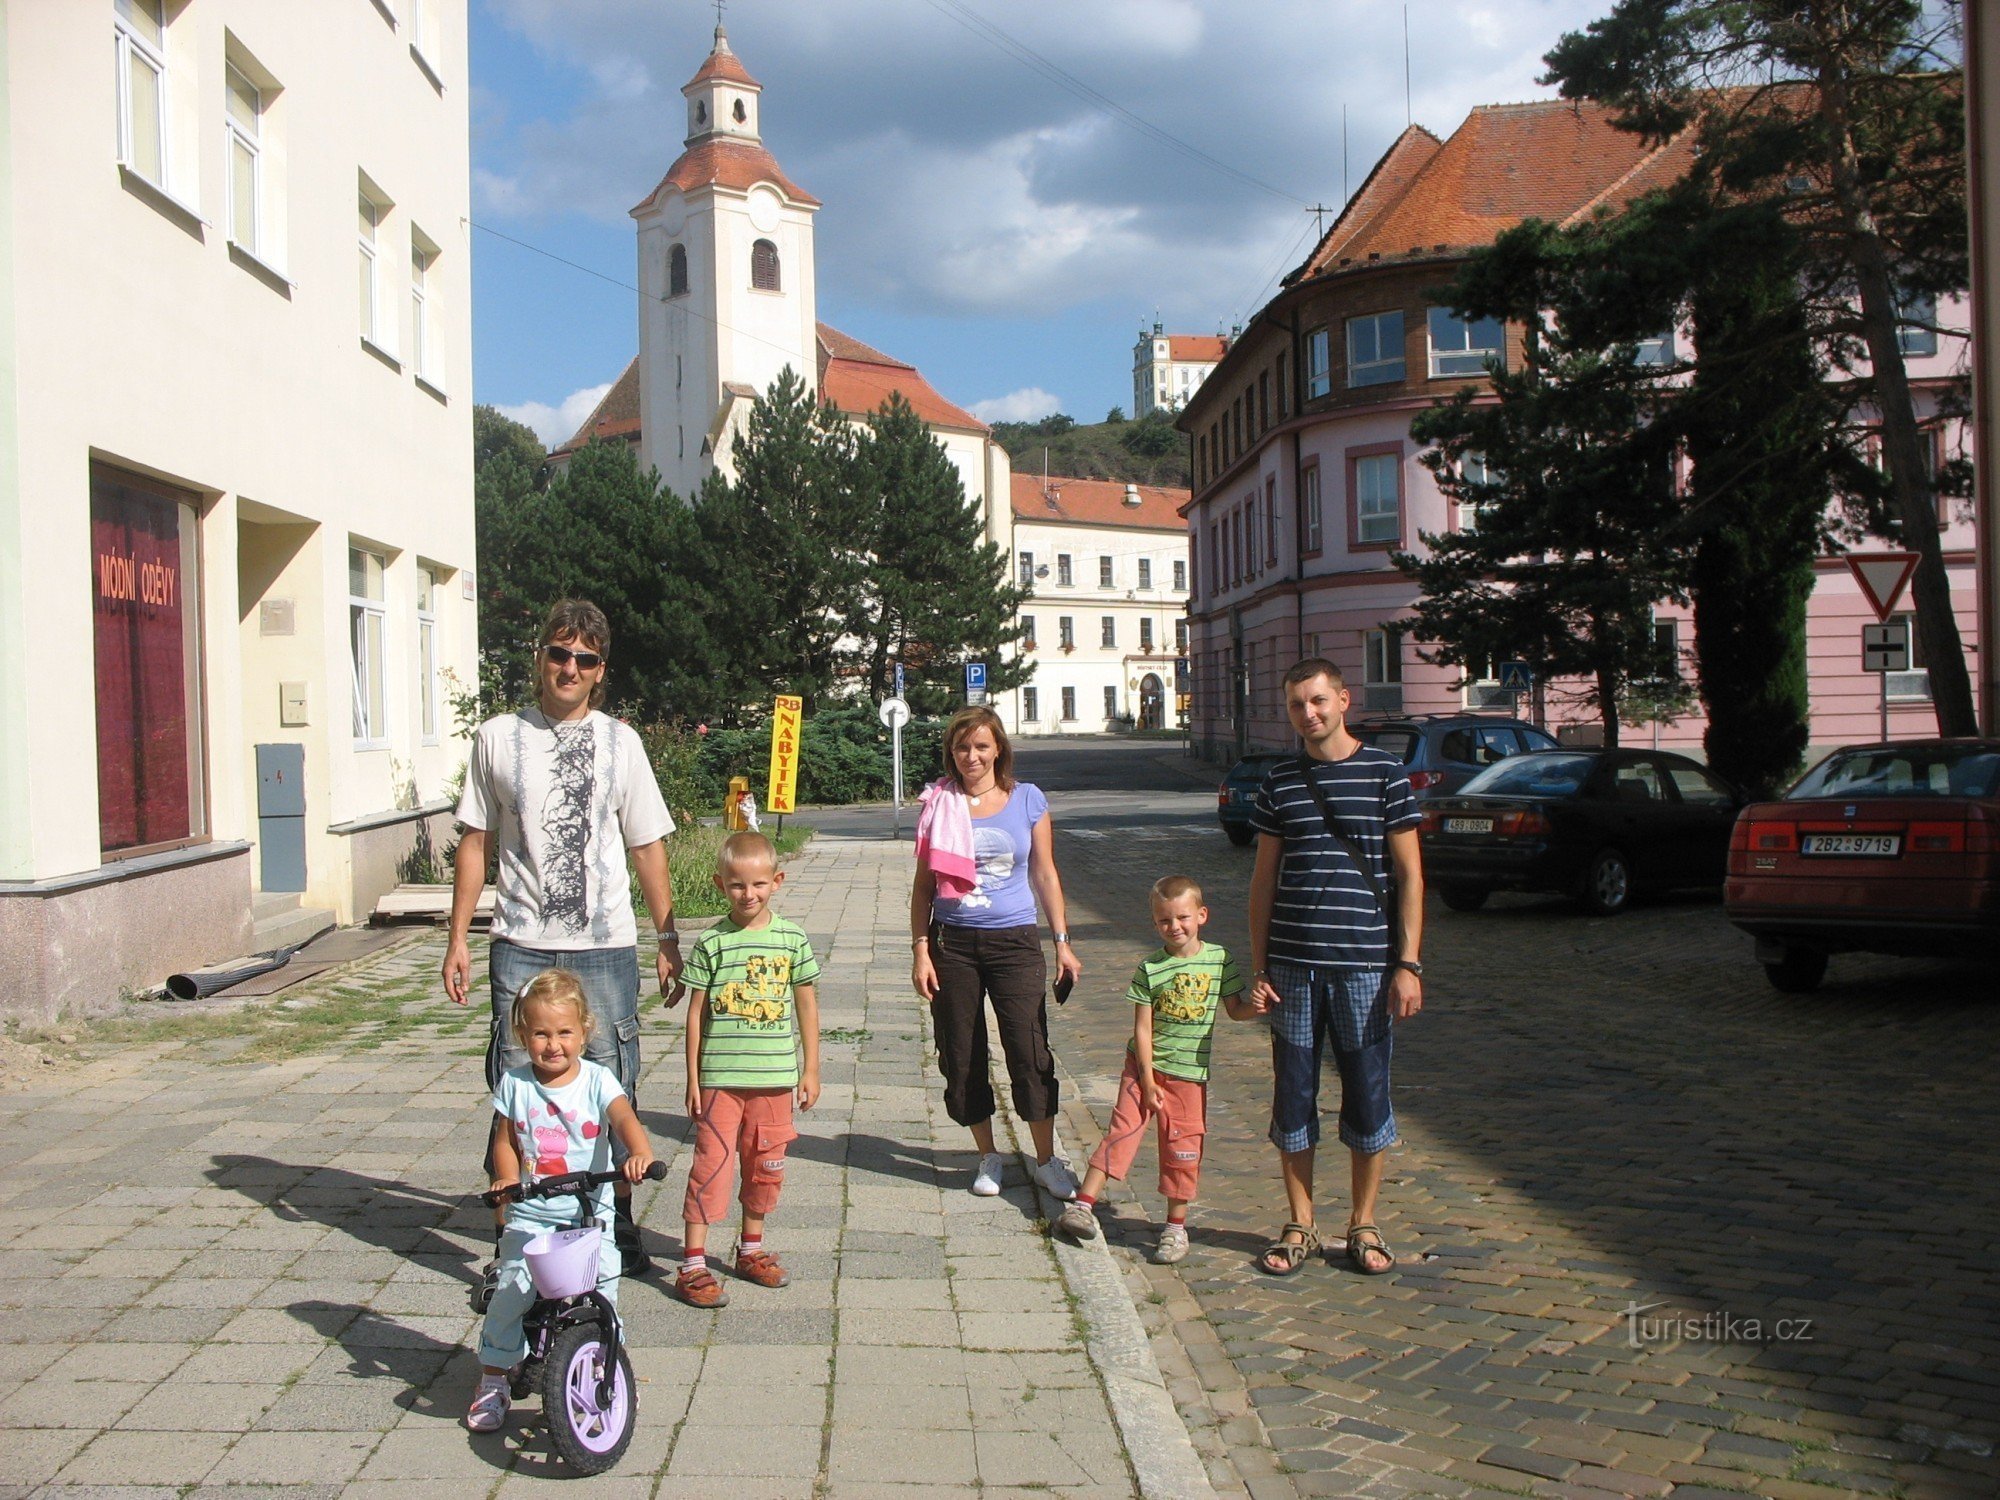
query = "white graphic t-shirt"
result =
(457, 707, 674, 949)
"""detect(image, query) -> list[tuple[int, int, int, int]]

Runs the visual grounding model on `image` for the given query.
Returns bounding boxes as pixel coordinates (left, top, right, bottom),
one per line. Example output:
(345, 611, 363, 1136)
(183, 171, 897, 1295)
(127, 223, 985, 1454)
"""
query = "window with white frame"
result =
(1265, 479, 1278, 565)
(1886, 611, 1930, 700)
(1456, 451, 1495, 531)
(1137, 558, 1152, 591)
(1896, 291, 1938, 358)
(358, 181, 395, 355)
(1347, 310, 1405, 387)
(350, 546, 388, 746)
(1651, 617, 1682, 681)
(1633, 329, 1676, 366)
(1140, 617, 1154, 652)
(1104, 685, 1119, 721)
(1464, 654, 1511, 709)
(1058, 616, 1074, 650)
(1362, 629, 1403, 711)
(115, 0, 170, 188)
(417, 567, 440, 743)
(1173, 558, 1186, 593)
(1428, 307, 1505, 377)
(411, 229, 440, 386)
(1023, 686, 1040, 721)
(1017, 550, 1034, 587)
(1354, 451, 1401, 544)
(1061, 686, 1077, 721)
(1302, 461, 1323, 553)
(1057, 554, 1073, 587)
(1099, 555, 1114, 589)
(1175, 618, 1188, 652)
(1305, 327, 1332, 399)
(1020, 613, 1037, 649)
(409, 0, 439, 74)
(224, 62, 263, 256)
(1100, 616, 1116, 649)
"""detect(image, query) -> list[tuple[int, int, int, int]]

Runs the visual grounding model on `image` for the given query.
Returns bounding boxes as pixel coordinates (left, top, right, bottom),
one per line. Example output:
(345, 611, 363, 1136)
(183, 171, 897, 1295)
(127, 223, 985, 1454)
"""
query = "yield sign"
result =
(1845, 552, 1919, 623)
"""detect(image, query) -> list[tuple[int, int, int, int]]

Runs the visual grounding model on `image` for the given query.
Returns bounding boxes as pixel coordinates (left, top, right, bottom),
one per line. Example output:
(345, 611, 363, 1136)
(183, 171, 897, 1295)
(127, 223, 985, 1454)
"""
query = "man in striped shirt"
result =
(1247, 659, 1424, 1277)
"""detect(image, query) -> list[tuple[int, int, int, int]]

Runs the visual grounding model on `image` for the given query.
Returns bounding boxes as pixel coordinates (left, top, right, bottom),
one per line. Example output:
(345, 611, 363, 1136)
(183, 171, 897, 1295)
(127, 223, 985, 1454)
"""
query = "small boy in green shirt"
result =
(675, 832, 820, 1308)
(1057, 875, 1253, 1263)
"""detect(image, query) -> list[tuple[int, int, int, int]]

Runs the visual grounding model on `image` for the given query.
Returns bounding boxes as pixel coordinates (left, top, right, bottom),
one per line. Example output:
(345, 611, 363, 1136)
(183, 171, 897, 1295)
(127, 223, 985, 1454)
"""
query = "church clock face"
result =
(657, 194, 686, 237)
(746, 186, 782, 234)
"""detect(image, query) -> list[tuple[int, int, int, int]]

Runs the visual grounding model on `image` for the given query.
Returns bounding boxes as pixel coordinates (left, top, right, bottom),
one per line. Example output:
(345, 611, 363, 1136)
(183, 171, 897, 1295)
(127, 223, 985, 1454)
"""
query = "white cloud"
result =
(496, 383, 613, 449)
(970, 387, 1066, 424)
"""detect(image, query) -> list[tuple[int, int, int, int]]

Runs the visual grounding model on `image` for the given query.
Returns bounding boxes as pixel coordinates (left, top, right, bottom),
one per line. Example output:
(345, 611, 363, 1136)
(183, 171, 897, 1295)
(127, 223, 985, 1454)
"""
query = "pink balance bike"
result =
(481, 1162, 665, 1474)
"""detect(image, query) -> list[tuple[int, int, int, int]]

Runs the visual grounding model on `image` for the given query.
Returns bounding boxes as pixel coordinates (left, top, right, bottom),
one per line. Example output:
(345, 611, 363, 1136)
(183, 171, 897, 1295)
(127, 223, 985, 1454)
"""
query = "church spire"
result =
(683, 18, 762, 145)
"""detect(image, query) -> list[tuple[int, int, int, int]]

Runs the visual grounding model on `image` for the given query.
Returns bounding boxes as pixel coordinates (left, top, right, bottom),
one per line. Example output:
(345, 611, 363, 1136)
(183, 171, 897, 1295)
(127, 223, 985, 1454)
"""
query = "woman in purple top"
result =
(911, 707, 1085, 1200)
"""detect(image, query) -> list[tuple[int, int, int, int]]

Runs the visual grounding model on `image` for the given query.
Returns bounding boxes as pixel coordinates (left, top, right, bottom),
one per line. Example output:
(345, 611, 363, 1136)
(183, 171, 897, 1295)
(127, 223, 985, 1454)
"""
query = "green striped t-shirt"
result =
(1125, 943, 1242, 1083)
(685, 916, 821, 1090)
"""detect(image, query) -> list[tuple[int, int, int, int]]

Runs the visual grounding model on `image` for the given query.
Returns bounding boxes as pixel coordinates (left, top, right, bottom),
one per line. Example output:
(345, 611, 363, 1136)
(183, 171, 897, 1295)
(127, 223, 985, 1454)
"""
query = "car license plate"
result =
(1445, 817, 1493, 835)
(1800, 834, 1899, 857)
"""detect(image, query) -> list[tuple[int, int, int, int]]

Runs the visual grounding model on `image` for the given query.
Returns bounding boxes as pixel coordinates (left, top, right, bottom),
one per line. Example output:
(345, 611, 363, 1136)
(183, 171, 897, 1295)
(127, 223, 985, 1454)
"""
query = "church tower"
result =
(632, 24, 821, 499)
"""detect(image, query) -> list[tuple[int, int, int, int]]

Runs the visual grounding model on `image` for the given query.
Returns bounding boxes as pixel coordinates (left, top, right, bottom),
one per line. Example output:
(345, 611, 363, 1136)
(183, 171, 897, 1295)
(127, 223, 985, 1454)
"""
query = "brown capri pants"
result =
(929, 922, 1059, 1127)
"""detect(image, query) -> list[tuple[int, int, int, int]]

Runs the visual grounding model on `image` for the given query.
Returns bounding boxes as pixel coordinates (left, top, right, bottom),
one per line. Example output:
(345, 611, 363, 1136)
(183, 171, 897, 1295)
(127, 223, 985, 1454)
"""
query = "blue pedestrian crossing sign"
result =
(1498, 661, 1533, 692)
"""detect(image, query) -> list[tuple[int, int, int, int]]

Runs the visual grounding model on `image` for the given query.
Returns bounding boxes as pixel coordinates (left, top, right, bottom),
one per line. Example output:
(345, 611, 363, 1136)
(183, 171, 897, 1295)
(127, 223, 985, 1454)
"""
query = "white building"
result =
(0, 0, 477, 1019)
(1132, 324, 1229, 417)
(557, 25, 1011, 561)
(1004, 477, 1192, 737)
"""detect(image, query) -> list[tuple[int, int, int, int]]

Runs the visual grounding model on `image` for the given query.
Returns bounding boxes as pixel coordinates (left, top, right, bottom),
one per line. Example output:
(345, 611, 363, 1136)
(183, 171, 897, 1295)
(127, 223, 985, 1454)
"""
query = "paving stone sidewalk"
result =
(0, 835, 1194, 1497)
(1046, 822, 2000, 1500)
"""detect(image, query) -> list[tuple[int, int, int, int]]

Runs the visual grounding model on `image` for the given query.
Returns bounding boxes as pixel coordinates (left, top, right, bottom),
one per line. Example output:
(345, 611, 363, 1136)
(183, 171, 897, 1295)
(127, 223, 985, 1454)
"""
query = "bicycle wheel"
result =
(541, 1321, 635, 1474)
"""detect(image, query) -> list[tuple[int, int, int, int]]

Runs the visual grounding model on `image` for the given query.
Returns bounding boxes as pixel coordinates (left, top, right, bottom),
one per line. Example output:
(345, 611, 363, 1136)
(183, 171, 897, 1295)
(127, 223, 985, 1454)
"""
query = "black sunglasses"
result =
(541, 644, 604, 670)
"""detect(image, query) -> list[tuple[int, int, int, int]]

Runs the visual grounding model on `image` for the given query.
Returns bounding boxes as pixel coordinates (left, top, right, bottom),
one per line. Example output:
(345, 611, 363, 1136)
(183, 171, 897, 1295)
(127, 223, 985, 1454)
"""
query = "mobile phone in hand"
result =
(1053, 972, 1074, 1006)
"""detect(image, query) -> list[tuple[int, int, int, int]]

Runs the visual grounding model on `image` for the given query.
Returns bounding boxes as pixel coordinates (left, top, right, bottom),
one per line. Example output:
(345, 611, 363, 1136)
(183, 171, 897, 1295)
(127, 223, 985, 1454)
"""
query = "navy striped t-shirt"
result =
(1251, 749, 1420, 970)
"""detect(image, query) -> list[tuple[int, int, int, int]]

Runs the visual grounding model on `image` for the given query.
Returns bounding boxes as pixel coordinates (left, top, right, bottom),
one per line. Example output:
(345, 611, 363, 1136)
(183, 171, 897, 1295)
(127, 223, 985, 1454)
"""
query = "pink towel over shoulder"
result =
(916, 778, 978, 899)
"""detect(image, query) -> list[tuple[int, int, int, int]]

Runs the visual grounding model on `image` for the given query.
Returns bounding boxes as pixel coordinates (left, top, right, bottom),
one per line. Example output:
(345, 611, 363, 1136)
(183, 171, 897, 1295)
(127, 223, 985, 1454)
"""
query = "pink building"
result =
(1179, 99, 1976, 763)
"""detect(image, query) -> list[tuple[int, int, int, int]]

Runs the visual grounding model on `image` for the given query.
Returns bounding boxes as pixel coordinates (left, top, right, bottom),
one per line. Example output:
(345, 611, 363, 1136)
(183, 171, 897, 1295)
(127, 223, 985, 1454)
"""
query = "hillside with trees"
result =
(990, 410, 1191, 489)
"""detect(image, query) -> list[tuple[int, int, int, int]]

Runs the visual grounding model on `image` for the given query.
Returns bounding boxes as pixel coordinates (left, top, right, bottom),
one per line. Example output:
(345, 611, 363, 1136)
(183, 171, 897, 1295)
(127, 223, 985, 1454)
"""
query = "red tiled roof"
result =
(815, 323, 987, 432)
(552, 359, 642, 456)
(632, 138, 820, 213)
(1010, 474, 1188, 531)
(685, 29, 760, 90)
(1296, 101, 1681, 278)
(1166, 335, 1228, 362)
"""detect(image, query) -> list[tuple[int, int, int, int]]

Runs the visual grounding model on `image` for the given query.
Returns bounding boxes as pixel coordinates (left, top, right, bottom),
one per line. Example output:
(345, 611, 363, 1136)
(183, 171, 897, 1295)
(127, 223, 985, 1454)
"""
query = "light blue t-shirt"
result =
(492, 1059, 625, 1225)
(932, 782, 1049, 930)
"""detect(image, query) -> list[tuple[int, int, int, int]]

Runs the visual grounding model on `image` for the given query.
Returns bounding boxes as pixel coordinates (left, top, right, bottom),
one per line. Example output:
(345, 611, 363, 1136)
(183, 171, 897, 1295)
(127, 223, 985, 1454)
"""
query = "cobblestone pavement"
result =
(0, 836, 1166, 1498)
(1047, 816, 2000, 1500)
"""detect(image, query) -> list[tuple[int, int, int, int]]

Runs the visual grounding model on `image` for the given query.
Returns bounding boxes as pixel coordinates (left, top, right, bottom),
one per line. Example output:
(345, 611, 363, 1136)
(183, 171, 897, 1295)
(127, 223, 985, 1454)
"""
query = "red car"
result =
(1725, 739, 2000, 991)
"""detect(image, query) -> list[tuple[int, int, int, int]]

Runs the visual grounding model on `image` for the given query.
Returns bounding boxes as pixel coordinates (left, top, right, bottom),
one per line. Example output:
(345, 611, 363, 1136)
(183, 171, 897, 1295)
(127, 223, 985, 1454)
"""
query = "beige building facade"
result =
(0, 0, 477, 1019)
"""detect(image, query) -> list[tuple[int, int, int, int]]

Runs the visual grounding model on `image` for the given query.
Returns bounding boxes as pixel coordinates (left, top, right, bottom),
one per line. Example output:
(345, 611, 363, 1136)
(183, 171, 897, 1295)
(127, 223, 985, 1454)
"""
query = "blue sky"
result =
(469, 1, 1613, 445)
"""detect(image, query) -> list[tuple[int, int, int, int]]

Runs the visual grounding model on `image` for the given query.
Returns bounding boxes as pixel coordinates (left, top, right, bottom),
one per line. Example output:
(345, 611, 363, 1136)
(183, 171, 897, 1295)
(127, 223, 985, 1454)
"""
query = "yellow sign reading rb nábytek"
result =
(766, 696, 803, 814)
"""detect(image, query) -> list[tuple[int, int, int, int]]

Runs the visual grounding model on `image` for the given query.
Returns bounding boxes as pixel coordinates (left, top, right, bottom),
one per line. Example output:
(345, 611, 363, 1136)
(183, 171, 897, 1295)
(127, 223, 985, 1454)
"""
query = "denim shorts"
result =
(486, 939, 642, 1106)
(1266, 962, 1396, 1156)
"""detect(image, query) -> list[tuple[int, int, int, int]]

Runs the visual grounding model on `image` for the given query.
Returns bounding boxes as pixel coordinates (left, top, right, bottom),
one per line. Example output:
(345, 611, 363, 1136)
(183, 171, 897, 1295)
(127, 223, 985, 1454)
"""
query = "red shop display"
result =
(91, 466, 198, 853)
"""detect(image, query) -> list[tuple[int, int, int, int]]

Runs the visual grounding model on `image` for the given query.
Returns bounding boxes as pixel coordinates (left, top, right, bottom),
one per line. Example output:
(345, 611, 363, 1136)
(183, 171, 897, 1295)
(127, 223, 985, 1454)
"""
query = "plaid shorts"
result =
(1266, 962, 1396, 1155)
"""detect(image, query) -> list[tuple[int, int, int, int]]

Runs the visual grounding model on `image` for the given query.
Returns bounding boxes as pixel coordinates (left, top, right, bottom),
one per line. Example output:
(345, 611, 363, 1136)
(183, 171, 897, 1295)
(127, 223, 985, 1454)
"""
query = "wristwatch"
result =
(1390, 959, 1423, 977)
(1051, 931, 1071, 945)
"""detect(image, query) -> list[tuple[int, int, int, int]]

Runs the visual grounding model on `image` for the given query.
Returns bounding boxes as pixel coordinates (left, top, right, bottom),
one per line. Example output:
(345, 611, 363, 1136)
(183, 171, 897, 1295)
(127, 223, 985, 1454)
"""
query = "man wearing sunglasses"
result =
(444, 598, 685, 1291)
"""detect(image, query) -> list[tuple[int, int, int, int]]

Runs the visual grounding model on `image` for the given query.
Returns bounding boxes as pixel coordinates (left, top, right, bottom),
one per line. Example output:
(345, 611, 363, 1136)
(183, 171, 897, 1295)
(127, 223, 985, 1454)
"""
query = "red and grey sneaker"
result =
(734, 1247, 790, 1288)
(674, 1263, 730, 1308)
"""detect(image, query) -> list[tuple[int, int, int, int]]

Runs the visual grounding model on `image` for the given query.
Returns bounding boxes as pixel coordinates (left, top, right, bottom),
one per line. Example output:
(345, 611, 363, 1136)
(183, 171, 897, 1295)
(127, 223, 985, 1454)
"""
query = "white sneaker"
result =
(1033, 1156, 1079, 1201)
(1056, 1199, 1100, 1240)
(970, 1152, 1006, 1196)
(1153, 1222, 1190, 1264)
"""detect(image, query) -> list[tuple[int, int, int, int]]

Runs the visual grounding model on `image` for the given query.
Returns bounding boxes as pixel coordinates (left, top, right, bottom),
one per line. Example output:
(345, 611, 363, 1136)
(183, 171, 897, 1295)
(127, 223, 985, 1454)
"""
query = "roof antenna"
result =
(1343, 103, 1349, 205)
(1403, 5, 1412, 129)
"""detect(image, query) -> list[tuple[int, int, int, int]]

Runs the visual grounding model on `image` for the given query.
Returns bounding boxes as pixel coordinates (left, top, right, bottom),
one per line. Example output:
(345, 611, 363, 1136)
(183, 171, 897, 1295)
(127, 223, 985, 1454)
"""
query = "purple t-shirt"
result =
(932, 782, 1049, 930)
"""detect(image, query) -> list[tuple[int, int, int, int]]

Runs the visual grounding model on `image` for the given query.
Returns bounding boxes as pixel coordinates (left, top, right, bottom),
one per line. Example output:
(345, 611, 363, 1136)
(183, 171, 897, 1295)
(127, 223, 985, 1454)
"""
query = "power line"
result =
(920, 0, 1310, 206)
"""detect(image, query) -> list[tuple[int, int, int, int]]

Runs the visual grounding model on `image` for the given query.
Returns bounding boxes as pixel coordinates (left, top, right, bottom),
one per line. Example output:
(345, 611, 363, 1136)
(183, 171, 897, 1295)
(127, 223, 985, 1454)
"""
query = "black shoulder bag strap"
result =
(1293, 755, 1402, 962)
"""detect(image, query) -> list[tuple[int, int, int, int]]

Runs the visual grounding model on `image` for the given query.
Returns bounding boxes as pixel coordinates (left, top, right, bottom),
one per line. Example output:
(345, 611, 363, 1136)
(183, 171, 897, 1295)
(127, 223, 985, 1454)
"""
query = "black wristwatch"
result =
(1390, 959, 1424, 977)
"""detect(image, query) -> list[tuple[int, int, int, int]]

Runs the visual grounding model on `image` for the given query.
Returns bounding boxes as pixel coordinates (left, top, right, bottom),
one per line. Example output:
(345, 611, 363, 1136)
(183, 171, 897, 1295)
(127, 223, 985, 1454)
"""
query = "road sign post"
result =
(879, 695, 910, 837)
(1845, 552, 1919, 623)
(1862, 620, 1911, 743)
(965, 661, 987, 707)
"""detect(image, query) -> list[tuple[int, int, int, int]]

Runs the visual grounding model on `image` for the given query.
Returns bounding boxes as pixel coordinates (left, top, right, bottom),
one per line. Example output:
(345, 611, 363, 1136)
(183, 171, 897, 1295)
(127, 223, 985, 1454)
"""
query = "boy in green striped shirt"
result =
(1057, 875, 1252, 1263)
(675, 832, 821, 1308)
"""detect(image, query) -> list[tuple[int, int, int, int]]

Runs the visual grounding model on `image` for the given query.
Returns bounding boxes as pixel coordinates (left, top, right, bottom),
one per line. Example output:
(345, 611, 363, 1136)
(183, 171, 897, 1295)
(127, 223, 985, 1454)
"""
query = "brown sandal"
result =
(673, 1264, 730, 1308)
(1257, 1221, 1320, 1276)
(734, 1248, 790, 1288)
(1345, 1223, 1394, 1275)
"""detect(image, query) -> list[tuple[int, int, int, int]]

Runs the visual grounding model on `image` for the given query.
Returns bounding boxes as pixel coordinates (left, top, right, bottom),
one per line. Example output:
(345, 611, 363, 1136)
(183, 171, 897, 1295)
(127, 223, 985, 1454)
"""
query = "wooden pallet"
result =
(371, 884, 495, 925)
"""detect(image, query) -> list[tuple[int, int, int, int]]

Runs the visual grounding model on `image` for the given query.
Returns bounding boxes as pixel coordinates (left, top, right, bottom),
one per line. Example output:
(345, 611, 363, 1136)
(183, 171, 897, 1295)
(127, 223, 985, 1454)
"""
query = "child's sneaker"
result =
(734, 1248, 790, 1288)
(1056, 1199, 1100, 1241)
(673, 1264, 730, 1308)
(1033, 1155, 1080, 1201)
(466, 1375, 510, 1432)
(1153, 1222, 1190, 1264)
(970, 1152, 1006, 1196)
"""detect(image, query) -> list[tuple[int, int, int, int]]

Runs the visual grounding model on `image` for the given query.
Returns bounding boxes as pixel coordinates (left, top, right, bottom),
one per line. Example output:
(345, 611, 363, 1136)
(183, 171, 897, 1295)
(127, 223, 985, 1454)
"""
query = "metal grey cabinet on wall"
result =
(255, 743, 307, 892)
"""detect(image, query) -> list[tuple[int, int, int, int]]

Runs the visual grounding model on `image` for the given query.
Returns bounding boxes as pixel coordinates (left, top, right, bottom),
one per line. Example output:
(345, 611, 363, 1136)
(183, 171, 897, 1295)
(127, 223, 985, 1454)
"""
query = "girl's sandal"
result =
(1257, 1221, 1320, 1276)
(1345, 1223, 1395, 1275)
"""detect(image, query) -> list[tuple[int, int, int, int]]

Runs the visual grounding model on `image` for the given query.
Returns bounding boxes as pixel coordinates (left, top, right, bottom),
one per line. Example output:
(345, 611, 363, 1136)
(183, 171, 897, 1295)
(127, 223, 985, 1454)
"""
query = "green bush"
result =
(634, 720, 712, 829)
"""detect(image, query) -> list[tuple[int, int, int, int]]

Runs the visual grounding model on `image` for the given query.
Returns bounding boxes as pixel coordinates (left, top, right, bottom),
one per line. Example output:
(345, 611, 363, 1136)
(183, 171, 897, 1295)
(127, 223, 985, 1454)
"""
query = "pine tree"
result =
(1544, 0, 1974, 733)
(851, 395, 1027, 716)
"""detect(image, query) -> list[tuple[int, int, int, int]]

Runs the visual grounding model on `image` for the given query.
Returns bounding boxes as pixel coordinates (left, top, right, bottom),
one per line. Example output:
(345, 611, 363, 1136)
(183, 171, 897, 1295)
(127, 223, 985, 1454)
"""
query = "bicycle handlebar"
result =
(482, 1159, 667, 1209)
